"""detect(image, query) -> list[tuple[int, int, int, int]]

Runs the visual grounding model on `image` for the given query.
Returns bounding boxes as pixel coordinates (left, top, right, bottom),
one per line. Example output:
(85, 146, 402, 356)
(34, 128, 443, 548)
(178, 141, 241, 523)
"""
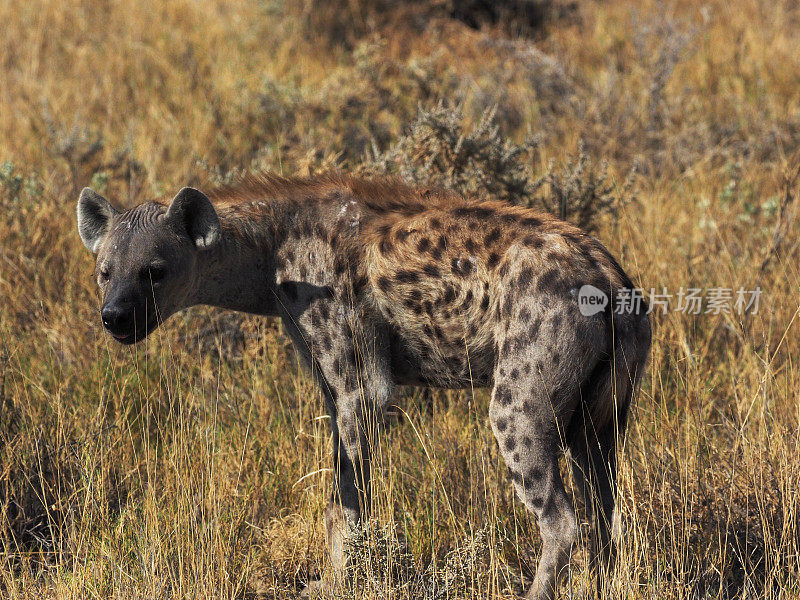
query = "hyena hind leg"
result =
(489, 380, 579, 600)
(568, 355, 641, 597)
(569, 416, 620, 597)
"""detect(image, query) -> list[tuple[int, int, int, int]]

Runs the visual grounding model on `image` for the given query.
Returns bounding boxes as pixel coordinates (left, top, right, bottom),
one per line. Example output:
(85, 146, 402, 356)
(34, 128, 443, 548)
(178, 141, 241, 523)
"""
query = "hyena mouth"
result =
(110, 318, 159, 345)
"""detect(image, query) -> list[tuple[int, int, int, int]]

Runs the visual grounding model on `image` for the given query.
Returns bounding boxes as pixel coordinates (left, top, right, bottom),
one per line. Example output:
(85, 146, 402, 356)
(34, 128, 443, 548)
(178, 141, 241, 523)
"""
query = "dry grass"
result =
(1, 0, 800, 598)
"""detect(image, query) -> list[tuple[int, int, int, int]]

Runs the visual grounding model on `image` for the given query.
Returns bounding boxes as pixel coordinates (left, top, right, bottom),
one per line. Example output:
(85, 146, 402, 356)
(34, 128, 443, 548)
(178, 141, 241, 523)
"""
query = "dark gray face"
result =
(77, 187, 221, 344)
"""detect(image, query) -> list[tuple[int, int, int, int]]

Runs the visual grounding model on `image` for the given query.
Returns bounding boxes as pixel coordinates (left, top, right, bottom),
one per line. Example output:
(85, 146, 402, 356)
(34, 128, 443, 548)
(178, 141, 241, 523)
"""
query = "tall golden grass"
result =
(0, 0, 799, 598)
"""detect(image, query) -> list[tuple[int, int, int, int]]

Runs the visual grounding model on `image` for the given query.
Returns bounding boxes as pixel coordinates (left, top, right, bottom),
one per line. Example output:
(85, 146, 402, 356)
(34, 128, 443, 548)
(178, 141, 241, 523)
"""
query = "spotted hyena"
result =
(76, 174, 650, 599)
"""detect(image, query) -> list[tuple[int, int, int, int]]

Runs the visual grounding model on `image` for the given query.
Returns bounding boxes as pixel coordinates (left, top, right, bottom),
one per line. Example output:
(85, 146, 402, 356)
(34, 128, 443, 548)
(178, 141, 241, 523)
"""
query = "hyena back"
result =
(77, 174, 651, 599)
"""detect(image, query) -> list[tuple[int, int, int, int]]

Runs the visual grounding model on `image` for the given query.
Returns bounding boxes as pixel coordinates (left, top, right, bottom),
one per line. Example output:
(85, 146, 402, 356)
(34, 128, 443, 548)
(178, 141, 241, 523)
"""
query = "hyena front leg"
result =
(295, 312, 392, 595)
(323, 383, 379, 577)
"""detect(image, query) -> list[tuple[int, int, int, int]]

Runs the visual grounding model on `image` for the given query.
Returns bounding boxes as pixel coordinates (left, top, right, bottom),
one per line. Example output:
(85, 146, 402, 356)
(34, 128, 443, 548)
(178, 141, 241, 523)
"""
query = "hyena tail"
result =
(579, 309, 651, 445)
(567, 310, 651, 583)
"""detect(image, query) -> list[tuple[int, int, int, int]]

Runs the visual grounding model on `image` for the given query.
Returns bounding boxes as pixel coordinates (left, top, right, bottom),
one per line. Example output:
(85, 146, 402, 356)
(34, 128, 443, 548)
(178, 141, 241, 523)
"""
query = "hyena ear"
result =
(166, 187, 221, 249)
(77, 188, 119, 253)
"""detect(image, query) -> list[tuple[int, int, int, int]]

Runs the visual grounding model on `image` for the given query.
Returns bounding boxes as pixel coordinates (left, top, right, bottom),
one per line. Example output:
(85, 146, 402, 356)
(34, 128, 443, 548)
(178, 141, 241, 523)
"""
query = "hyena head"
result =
(76, 186, 221, 344)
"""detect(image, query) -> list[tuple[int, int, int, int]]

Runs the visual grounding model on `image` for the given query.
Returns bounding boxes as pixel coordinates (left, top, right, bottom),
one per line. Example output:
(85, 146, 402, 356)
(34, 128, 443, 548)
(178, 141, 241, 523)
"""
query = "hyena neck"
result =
(191, 204, 282, 316)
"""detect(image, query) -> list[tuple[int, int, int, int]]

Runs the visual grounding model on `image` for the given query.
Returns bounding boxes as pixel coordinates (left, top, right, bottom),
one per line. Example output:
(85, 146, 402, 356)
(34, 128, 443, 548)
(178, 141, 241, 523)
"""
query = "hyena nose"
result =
(101, 302, 134, 335)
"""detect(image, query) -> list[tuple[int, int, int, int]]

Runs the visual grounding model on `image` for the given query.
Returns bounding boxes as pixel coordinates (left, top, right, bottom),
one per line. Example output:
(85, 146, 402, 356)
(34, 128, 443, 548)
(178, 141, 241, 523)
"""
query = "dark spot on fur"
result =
(484, 228, 501, 247)
(505, 437, 517, 452)
(380, 238, 393, 254)
(334, 259, 347, 277)
(498, 262, 509, 278)
(444, 286, 456, 303)
(502, 292, 513, 317)
(552, 314, 563, 329)
(519, 307, 531, 322)
(523, 235, 544, 249)
(417, 238, 431, 253)
(521, 217, 542, 228)
(513, 452, 520, 463)
(523, 363, 531, 375)
(553, 352, 561, 365)
(432, 235, 447, 260)
(517, 267, 534, 289)
(510, 368, 519, 380)
(480, 294, 490, 311)
(343, 372, 357, 393)
(454, 206, 495, 219)
(462, 290, 474, 308)
(497, 418, 508, 432)
(465, 238, 478, 254)
(378, 276, 391, 292)
(487, 252, 500, 269)
(452, 256, 475, 276)
(430, 217, 442, 230)
(349, 279, 363, 297)
(396, 270, 420, 284)
(396, 229, 412, 242)
(537, 269, 562, 294)
(522, 436, 532, 448)
(321, 332, 332, 352)
(423, 264, 440, 278)
(495, 385, 512, 407)
(528, 468, 544, 480)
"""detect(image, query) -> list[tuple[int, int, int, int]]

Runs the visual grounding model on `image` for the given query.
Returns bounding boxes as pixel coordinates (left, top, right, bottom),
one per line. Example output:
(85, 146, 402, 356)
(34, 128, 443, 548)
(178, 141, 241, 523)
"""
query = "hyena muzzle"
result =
(77, 174, 651, 599)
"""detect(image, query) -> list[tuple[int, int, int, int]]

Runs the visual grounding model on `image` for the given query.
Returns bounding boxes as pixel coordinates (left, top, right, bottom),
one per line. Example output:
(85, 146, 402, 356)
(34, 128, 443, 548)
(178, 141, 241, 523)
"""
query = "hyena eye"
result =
(144, 265, 166, 283)
(98, 268, 110, 282)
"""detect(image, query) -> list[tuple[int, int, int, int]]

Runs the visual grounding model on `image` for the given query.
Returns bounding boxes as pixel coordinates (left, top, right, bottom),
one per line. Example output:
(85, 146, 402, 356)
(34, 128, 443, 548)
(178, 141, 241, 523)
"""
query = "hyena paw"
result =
(300, 578, 334, 599)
